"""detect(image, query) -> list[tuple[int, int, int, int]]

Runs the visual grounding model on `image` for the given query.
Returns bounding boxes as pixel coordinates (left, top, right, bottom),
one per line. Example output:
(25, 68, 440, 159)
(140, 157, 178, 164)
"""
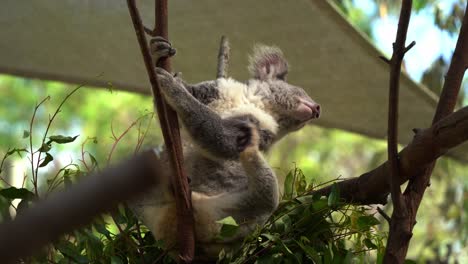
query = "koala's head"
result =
(247, 45, 320, 139)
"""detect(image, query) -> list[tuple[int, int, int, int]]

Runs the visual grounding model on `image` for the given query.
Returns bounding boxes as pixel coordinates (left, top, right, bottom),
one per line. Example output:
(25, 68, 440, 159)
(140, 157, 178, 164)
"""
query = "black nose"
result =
(311, 104, 320, 118)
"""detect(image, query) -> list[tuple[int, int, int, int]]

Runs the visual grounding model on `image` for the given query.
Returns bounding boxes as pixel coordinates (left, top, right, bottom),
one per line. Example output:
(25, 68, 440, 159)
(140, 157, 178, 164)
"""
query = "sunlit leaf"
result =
(217, 216, 239, 238)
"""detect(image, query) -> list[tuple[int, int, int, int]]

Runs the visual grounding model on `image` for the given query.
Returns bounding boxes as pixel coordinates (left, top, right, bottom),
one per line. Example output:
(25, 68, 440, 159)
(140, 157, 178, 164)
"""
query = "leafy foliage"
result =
(218, 168, 385, 264)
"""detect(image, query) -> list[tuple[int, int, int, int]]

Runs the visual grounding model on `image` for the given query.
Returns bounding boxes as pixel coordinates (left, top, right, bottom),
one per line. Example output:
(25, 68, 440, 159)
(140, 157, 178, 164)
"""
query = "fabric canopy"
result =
(1, 0, 466, 161)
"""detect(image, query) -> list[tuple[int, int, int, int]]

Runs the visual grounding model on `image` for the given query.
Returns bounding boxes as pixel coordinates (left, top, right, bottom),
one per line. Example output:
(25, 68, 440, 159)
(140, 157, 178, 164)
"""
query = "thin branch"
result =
(216, 35, 230, 79)
(377, 207, 391, 224)
(126, 1, 195, 262)
(386, 0, 413, 217)
(28, 96, 50, 196)
(34, 86, 82, 187)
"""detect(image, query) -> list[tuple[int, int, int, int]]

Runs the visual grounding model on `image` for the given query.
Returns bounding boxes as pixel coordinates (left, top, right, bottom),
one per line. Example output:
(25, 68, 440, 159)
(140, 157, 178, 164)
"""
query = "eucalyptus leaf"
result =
(283, 170, 295, 199)
(39, 152, 54, 167)
(327, 183, 340, 208)
(0, 187, 35, 200)
(38, 143, 51, 152)
(217, 216, 240, 238)
(356, 215, 380, 230)
(48, 135, 79, 144)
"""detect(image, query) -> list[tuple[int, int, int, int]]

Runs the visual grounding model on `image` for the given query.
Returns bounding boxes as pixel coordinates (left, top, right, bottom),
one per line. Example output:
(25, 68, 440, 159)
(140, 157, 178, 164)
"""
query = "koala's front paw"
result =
(223, 115, 260, 153)
(150, 37, 176, 66)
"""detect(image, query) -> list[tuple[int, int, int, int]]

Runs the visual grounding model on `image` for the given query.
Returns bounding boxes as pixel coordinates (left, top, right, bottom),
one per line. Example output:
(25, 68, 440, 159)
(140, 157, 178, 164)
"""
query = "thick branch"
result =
(216, 36, 230, 79)
(314, 104, 468, 204)
(126, 1, 195, 262)
(0, 151, 160, 264)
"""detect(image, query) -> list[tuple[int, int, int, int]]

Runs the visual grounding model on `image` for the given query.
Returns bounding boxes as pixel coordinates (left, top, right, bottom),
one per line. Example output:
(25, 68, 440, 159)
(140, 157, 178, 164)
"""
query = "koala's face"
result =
(248, 45, 320, 138)
(266, 80, 320, 136)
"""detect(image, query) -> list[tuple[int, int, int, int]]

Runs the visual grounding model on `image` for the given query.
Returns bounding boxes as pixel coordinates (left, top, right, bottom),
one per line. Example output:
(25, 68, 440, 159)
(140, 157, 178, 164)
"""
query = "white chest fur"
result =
(208, 78, 278, 134)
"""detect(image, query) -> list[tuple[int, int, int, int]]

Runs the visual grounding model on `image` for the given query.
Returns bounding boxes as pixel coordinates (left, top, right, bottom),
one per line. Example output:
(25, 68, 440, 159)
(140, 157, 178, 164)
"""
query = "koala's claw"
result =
(150, 37, 176, 65)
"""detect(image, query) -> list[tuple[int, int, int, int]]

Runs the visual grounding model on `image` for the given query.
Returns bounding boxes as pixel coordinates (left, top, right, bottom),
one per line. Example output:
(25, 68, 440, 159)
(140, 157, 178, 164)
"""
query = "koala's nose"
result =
(311, 104, 320, 118)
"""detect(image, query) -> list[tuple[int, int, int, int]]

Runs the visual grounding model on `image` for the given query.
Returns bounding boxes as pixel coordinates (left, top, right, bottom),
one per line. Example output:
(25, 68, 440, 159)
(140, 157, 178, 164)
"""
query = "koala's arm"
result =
(156, 68, 250, 159)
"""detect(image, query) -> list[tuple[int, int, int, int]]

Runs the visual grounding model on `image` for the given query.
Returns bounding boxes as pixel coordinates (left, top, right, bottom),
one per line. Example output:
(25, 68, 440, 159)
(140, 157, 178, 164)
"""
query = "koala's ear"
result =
(248, 45, 289, 81)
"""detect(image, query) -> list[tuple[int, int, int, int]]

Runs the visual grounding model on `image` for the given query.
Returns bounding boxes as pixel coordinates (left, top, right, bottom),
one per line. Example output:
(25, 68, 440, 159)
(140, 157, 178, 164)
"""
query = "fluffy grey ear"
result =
(248, 45, 289, 81)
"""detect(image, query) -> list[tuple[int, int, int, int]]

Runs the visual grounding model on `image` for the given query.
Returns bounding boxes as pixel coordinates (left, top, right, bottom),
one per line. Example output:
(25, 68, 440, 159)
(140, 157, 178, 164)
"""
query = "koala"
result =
(132, 38, 321, 261)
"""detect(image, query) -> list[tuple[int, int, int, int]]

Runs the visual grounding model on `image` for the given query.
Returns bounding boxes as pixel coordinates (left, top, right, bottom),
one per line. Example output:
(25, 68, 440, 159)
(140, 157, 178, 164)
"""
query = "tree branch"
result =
(384, 1, 414, 262)
(314, 103, 468, 203)
(386, 0, 413, 215)
(216, 35, 230, 79)
(385, 2, 468, 262)
(126, 1, 195, 262)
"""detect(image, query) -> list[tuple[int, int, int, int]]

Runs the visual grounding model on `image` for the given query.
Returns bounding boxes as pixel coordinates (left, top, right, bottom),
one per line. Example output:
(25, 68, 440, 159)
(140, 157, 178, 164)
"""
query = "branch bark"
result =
(126, 1, 195, 262)
(314, 4, 468, 261)
(314, 103, 468, 204)
(384, 1, 415, 262)
(216, 35, 230, 79)
(385, 2, 468, 262)
(386, 0, 413, 216)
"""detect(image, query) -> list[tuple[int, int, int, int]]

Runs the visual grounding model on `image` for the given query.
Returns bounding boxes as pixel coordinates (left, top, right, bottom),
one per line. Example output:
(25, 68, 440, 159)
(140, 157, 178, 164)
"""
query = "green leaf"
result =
(295, 169, 307, 194)
(39, 153, 54, 167)
(94, 220, 111, 239)
(23, 130, 30, 138)
(111, 256, 124, 264)
(38, 143, 51, 152)
(404, 260, 417, 264)
(327, 183, 340, 209)
(0, 187, 35, 200)
(255, 253, 282, 264)
(48, 135, 79, 144)
(283, 170, 294, 200)
(88, 153, 99, 170)
(84, 232, 104, 260)
(297, 241, 321, 263)
(216, 216, 239, 238)
(363, 238, 378, 249)
(56, 240, 89, 264)
(6, 148, 28, 157)
(356, 215, 380, 230)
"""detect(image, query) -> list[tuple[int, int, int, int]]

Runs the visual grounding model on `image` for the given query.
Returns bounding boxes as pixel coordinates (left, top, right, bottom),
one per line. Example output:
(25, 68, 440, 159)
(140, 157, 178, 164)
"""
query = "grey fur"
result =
(132, 40, 320, 260)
